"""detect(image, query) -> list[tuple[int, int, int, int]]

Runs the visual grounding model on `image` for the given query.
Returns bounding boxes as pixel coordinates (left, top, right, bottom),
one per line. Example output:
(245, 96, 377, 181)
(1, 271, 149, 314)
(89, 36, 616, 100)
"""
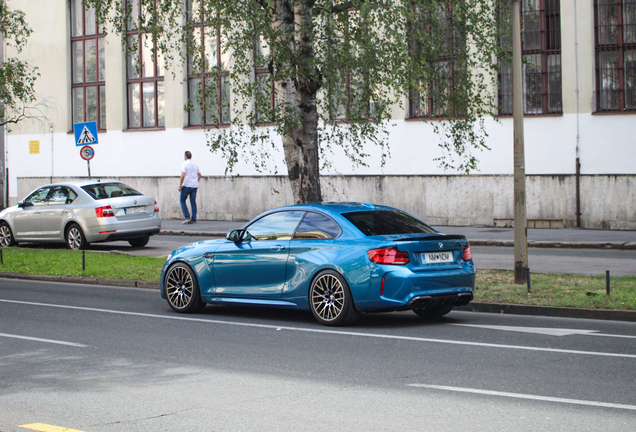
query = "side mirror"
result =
(226, 230, 243, 242)
(18, 201, 32, 208)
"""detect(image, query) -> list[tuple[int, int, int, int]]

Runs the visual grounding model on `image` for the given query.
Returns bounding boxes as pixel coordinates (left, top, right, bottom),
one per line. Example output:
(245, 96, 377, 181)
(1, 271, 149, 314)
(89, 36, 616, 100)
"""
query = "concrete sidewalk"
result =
(160, 219, 636, 250)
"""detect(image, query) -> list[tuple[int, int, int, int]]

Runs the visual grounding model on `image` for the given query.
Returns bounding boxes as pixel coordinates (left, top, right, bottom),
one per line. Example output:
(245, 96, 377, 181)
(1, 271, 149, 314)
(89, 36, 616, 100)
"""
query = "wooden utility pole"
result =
(0, 31, 5, 209)
(512, 0, 528, 283)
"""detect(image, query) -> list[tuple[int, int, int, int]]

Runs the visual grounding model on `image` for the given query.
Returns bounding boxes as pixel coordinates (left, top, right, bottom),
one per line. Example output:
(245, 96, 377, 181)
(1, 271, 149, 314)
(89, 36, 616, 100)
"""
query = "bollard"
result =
(606, 270, 610, 296)
(526, 267, 531, 294)
(82, 250, 85, 271)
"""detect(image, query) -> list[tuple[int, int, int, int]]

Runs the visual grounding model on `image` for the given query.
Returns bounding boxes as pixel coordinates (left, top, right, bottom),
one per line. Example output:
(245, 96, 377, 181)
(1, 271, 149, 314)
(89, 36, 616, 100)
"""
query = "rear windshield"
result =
(81, 183, 142, 200)
(343, 210, 437, 236)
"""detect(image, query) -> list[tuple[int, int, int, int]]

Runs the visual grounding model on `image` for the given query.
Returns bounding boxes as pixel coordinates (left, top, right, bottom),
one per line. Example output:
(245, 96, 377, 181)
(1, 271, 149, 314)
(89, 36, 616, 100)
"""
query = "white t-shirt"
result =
(181, 159, 201, 188)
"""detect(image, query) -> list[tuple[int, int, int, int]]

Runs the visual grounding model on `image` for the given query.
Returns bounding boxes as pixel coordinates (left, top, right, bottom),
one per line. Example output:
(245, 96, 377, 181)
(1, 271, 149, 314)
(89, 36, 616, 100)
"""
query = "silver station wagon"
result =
(0, 180, 161, 250)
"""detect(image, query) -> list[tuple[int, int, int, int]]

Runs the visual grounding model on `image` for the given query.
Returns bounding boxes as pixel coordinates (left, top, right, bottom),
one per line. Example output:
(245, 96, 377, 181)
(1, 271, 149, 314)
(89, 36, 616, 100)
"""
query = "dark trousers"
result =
(180, 186, 198, 221)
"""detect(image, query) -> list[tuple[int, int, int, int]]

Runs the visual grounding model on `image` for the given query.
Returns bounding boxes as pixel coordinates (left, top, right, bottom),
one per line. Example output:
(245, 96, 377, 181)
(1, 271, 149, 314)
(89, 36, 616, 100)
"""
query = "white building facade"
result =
(4, 0, 636, 228)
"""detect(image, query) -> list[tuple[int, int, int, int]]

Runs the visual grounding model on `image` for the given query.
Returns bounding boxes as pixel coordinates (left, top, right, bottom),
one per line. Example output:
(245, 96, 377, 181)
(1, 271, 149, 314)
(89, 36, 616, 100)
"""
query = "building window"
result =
(186, 0, 230, 127)
(255, 35, 275, 124)
(71, 0, 106, 129)
(126, 0, 165, 129)
(326, 9, 375, 122)
(408, 2, 467, 119)
(499, 0, 563, 115)
(595, 0, 636, 112)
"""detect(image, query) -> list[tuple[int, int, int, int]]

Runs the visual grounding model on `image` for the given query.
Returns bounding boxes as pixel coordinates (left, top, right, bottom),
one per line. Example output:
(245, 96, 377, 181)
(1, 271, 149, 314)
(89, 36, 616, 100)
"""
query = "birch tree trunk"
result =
(275, 0, 322, 204)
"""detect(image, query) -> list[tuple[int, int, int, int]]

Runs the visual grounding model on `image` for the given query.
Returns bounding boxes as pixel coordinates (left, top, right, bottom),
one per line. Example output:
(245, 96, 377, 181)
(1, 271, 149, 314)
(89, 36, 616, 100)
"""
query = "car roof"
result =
(36, 180, 123, 188)
(275, 202, 397, 216)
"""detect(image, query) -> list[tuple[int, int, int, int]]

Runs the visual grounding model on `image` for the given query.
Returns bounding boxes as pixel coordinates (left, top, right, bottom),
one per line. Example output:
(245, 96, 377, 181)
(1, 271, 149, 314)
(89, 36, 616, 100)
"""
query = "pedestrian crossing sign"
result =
(74, 121, 99, 146)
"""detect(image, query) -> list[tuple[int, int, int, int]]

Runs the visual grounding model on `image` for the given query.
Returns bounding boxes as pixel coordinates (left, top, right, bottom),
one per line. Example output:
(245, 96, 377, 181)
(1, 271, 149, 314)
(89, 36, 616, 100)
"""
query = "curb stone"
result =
(2, 272, 634, 322)
(456, 302, 636, 322)
(0, 272, 160, 290)
(159, 230, 225, 237)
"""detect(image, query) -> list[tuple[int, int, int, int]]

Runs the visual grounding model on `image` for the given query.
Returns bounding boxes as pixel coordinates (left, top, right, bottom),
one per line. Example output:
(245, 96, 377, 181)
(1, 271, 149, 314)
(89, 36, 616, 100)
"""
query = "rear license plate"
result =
(125, 206, 147, 214)
(421, 252, 453, 264)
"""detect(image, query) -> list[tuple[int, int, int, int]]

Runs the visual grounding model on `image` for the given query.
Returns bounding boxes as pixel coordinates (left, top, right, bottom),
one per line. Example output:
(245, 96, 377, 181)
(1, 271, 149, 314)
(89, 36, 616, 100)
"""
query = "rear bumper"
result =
(353, 262, 476, 312)
(101, 227, 160, 242)
(83, 215, 161, 243)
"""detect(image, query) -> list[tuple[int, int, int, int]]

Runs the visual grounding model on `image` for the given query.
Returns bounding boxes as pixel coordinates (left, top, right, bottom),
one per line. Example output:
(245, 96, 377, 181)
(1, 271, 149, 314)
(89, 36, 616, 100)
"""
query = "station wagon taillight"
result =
(462, 243, 473, 261)
(368, 247, 410, 265)
(95, 205, 115, 217)
(155, 200, 160, 212)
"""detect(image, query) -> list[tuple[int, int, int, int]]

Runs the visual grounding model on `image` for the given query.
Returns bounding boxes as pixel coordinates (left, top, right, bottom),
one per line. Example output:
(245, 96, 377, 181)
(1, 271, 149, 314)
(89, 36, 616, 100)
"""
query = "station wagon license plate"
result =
(421, 251, 453, 264)
(125, 206, 147, 214)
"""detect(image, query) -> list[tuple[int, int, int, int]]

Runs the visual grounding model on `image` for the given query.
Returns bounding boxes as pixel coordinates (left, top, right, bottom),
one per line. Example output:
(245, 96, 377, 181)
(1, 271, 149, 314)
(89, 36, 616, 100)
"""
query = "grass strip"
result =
(0, 247, 164, 281)
(476, 270, 636, 310)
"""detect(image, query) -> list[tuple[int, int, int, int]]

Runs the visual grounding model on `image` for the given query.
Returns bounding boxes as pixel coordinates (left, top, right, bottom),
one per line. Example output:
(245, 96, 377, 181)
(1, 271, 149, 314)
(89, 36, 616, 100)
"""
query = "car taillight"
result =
(95, 205, 115, 217)
(154, 200, 160, 213)
(368, 247, 410, 265)
(462, 243, 473, 261)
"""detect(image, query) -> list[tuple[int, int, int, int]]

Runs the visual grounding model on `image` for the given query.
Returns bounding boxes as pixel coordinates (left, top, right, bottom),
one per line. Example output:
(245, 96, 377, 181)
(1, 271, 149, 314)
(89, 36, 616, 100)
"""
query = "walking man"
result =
(178, 151, 202, 224)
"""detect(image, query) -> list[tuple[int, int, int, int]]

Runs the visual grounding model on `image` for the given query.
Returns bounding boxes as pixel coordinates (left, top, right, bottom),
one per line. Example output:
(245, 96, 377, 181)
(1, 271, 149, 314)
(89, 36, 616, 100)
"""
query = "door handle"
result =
(270, 245, 285, 251)
(203, 252, 214, 259)
(62, 210, 69, 214)
(34, 211, 41, 215)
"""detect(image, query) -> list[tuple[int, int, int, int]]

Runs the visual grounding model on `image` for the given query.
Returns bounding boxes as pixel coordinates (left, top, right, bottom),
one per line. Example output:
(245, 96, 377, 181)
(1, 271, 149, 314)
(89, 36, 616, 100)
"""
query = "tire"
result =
(128, 235, 150, 248)
(309, 270, 360, 326)
(0, 222, 16, 247)
(66, 223, 88, 250)
(164, 262, 205, 313)
(413, 305, 454, 319)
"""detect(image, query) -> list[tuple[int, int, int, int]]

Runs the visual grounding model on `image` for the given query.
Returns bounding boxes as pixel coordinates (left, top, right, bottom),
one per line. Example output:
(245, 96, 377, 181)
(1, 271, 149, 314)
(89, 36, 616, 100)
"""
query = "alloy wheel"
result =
(166, 265, 195, 310)
(0, 225, 12, 247)
(311, 273, 345, 322)
(67, 227, 82, 250)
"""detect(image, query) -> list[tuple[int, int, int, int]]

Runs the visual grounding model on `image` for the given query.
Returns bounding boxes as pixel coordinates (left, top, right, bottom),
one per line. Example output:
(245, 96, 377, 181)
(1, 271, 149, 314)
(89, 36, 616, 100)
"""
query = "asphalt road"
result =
(18, 234, 633, 276)
(1, 278, 635, 431)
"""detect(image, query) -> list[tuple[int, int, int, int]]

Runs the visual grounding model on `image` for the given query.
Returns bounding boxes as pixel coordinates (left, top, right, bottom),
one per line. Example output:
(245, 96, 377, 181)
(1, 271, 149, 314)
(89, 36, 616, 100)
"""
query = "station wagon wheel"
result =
(309, 270, 359, 326)
(165, 263, 205, 313)
(66, 223, 88, 250)
(0, 222, 16, 247)
(128, 235, 150, 248)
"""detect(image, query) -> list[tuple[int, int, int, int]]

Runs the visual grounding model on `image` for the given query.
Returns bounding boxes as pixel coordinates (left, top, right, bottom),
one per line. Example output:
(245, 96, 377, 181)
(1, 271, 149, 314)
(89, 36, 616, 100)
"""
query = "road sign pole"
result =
(87, 160, 91, 179)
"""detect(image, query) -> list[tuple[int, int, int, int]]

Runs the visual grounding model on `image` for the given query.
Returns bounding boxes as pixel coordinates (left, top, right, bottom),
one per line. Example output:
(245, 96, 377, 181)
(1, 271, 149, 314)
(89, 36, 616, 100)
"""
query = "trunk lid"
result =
(103, 196, 156, 220)
(372, 233, 470, 270)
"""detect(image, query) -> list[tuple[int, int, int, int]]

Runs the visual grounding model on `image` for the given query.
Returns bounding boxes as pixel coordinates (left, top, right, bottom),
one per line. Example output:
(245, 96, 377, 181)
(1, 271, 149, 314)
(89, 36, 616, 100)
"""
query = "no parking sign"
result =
(80, 145, 95, 161)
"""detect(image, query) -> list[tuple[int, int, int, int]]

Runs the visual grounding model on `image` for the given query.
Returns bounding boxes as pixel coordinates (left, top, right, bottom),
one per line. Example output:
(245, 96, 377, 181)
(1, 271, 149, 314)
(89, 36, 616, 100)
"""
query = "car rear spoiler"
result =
(395, 234, 467, 242)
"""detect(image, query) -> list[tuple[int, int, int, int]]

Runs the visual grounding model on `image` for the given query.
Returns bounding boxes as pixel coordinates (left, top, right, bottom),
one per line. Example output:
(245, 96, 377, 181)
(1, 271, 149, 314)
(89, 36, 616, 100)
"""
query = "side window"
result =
(67, 187, 78, 203)
(244, 211, 305, 241)
(24, 188, 51, 206)
(293, 212, 342, 240)
(47, 187, 69, 204)
(47, 187, 78, 204)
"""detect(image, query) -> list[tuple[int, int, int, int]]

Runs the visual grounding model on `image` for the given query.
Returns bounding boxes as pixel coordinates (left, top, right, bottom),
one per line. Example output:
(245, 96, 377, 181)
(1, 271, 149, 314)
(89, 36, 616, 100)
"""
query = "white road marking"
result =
(589, 332, 636, 339)
(0, 332, 87, 347)
(408, 384, 636, 411)
(452, 324, 636, 339)
(1, 299, 635, 359)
